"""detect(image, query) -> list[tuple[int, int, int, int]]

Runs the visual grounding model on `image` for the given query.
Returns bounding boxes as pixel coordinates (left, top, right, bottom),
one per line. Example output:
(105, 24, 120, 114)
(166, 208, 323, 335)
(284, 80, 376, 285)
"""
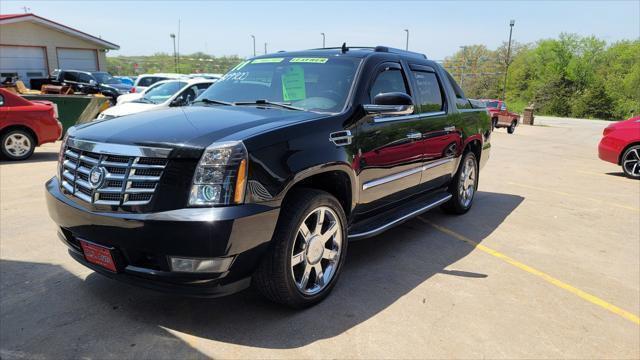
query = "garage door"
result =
(0, 45, 48, 86)
(57, 48, 98, 71)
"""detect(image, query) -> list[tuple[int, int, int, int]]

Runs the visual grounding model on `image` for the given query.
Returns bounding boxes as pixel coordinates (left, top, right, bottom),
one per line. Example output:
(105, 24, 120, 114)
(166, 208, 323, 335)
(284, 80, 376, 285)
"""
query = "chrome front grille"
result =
(60, 146, 168, 206)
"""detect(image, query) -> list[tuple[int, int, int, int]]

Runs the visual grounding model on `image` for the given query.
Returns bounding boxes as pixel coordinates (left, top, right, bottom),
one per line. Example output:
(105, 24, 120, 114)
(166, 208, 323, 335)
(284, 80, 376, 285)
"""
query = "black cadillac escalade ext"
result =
(46, 46, 491, 308)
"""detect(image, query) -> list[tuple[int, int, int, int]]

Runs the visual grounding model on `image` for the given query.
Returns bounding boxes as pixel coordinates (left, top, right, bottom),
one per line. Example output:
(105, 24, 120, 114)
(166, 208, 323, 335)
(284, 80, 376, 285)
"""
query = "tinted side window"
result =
(63, 72, 78, 82)
(78, 73, 92, 84)
(412, 71, 444, 113)
(138, 76, 163, 87)
(370, 68, 408, 101)
(445, 72, 472, 109)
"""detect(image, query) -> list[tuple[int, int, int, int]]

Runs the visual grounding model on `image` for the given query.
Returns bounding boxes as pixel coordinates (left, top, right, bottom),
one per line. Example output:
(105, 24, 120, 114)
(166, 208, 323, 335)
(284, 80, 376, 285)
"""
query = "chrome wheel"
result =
(622, 146, 640, 178)
(290, 206, 342, 296)
(3, 133, 32, 158)
(458, 156, 477, 208)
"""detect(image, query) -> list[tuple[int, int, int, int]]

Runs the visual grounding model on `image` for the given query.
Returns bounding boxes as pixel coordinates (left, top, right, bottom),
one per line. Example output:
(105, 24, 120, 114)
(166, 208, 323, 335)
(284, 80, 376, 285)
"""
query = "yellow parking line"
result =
(507, 181, 640, 212)
(417, 217, 640, 325)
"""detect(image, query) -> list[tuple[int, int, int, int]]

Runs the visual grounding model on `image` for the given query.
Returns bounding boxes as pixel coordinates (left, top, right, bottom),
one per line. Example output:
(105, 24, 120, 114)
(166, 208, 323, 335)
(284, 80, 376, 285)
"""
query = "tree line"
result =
(107, 34, 639, 120)
(443, 34, 639, 120)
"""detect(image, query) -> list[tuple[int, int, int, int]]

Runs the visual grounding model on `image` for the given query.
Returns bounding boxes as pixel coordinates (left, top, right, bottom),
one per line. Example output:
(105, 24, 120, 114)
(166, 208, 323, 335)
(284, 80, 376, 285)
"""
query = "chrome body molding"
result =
(348, 193, 452, 240)
(373, 110, 446, 123)
(329, 130, 353, 146)
(66, 137, 173, 158)
(364, 104, 414, 116)
(362, 157, 455, 190)
(458, 108, 486, 113)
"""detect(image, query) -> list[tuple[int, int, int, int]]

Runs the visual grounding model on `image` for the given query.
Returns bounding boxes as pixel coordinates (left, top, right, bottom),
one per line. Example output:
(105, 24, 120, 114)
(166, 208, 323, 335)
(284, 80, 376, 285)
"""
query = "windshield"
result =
(196, 56, 361, 113)
(483, 100, 500, 108)
(92, 72, 121, 85)
(140, 81, 187, 104)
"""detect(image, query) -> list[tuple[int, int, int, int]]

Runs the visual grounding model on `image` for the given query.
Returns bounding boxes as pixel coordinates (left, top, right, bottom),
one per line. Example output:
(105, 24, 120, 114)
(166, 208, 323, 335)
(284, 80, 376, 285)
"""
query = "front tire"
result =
(253, 188, 348, 308)
(621, 145, 640, 179)
(1, 129, 35, 161)
(442, 151, 478, 214)
(507, 120, 517, 134)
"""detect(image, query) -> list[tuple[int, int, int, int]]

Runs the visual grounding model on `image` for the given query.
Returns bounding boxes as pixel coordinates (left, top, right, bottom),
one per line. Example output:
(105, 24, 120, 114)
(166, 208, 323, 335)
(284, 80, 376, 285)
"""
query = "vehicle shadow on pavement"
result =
(0, 150, 59, 164)
(0, 191, 523, 356)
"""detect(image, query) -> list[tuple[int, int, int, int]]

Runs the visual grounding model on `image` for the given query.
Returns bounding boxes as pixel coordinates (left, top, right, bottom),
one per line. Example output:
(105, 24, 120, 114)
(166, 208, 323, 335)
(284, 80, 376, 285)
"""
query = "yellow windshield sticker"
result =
(231, 60, 250, 71)
(290, 57, 329, 64)
(251, 58, 284, 64)
(282, 65, 306, 101)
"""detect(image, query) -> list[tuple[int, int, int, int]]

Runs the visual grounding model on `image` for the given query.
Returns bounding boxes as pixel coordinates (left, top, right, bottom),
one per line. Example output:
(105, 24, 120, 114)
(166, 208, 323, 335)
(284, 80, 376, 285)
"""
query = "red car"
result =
(598, 116, 640, 179)
(0, 88, 62, 161)
(480, 99, 520, 134)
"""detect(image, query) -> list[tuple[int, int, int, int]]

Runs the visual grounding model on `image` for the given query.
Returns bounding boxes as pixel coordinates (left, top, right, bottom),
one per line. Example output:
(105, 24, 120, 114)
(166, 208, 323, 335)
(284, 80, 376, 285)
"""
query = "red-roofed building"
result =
(0, 13, 119, 85)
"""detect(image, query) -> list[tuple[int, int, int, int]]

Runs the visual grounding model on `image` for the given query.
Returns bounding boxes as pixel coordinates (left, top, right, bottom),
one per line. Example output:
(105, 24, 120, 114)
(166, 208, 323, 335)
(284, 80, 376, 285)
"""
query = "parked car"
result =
(97, 79, 215, 119)
(189, 73, 222, 80)
(131, 73, 186, 93)
(480, 99, 520, 134)
(55, 70, 132, 102)
(46, 46, 491, 307)
(114, 76, 134, 86)
(115, 79, 175, 105)
(598, 116, 640, 179)
(0, 88, 62, 160)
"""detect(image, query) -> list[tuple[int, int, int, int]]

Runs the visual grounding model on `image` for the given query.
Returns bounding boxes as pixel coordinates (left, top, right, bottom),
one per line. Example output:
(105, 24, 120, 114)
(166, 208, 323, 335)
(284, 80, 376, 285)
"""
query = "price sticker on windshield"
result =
(282, 65, 306, 101)
(290, 57, 329, 64)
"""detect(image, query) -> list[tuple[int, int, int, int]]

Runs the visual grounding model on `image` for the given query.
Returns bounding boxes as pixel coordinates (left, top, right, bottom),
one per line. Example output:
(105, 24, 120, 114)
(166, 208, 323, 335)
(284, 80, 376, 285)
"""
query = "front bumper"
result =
(45, 177, 280, 297)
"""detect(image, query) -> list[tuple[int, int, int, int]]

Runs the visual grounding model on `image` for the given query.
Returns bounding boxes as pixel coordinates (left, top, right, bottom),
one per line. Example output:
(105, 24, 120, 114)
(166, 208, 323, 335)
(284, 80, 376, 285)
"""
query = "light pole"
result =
(250, 35, 256, 57)
(321, 32, 325, 48)
(502, 19, 515, 101)
(264, 42, 268, 54)
(404, 29, 409, 50)
(170, 33, 177, 73)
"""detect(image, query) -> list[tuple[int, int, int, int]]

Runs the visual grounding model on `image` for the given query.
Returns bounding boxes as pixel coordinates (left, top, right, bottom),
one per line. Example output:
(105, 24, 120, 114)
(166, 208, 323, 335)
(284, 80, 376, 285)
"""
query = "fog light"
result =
(169, 256, 234, 273)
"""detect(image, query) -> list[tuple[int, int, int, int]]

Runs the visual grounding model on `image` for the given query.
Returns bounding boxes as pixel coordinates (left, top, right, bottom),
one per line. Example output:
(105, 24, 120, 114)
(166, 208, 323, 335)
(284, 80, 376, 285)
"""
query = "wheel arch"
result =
(618, 141, 640, 165)
(0, 125, 39, 145)
(281, 164, 357, 218)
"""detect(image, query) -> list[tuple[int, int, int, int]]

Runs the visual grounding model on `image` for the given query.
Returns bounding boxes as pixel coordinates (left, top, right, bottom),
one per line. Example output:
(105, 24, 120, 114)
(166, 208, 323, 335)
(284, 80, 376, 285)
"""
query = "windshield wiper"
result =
(193, 98, 234, 106)
(235, 99, 305, 111)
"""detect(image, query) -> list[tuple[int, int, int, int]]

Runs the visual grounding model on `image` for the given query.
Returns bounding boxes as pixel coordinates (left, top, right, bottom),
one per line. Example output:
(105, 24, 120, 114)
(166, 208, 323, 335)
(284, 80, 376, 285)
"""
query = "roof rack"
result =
(308, 45, 427, 59)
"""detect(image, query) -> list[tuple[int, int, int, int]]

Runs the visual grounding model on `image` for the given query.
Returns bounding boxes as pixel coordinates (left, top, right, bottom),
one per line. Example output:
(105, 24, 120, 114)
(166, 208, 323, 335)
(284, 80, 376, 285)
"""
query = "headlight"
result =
(57, 133, 69, 181)
(188, 141, 248, 206)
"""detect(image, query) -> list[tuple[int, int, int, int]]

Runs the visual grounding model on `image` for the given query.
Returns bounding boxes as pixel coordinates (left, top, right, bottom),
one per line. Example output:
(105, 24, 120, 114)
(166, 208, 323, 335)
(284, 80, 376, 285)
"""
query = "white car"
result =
(97, 79, 215, 120)
(115, 79, 169, 105)
(131, 73, 187, 93)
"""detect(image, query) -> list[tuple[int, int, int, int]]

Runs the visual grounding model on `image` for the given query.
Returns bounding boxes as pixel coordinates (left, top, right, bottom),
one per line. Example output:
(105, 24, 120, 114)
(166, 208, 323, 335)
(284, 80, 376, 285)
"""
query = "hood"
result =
(101, 102, 160, 117)
(102, 83, 132, 91)
(70, 105, 324, 155)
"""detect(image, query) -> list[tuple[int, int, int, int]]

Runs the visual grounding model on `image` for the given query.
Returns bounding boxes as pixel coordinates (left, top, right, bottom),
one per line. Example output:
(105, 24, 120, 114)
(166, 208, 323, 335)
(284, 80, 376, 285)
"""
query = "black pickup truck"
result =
(46, 46, 491, 308)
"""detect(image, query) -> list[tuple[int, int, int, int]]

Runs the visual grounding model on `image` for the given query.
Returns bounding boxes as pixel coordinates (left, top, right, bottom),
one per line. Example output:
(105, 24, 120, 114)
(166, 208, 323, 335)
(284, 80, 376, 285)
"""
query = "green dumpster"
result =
(22, 94, 111, 133)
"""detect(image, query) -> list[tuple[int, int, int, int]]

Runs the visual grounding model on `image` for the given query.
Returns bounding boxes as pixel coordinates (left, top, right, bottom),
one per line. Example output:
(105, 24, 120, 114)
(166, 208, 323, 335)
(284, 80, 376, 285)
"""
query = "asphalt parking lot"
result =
(1, 116, 638, 359)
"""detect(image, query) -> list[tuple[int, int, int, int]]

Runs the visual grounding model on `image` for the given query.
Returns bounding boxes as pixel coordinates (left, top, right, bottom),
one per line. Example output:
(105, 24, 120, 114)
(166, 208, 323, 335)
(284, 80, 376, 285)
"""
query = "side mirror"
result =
(363, 92, 414, 116)
(89, 79, 96, 86)
(170, 97, 186, 107)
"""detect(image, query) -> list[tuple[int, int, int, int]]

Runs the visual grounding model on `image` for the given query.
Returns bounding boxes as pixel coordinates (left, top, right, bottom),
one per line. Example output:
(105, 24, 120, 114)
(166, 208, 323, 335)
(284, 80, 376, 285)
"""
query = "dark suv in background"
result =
(46, 45, 491, 308)
(54, 70, 132, 102)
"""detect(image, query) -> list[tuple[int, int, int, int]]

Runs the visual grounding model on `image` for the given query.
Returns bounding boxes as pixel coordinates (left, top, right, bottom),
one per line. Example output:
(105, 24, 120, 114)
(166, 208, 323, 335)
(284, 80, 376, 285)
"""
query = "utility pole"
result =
(321, 32, 325, 48)
(250, 35, 256, 57)
(177, 19, 181, 72)
(459, 46, 467, 87)
(264, 42, 268, 54)
(170, 33, 177, 73)
(404, 29, 409, 50)
(502, 19, 515, 101)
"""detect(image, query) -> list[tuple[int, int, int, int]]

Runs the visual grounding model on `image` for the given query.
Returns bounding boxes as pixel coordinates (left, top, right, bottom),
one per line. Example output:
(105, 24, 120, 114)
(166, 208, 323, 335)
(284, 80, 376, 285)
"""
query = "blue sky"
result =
(3, 1, 639, 59)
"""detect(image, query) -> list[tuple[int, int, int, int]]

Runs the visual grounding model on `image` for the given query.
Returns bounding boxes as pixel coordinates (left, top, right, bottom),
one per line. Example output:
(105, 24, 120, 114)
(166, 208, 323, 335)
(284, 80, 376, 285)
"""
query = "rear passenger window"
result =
(63, 72, 78, 82)
(370, 68, 408, 101)
(412, 71, 443, 113)
(445, 72, 472, 109)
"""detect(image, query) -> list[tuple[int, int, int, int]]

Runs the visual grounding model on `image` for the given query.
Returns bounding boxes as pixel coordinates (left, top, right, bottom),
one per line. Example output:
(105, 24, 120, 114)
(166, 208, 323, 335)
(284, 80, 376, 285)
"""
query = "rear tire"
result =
(253, 188, 348, 308)
(1, 129, 35, 161)
(491, 118, 498, 131)
(507, 121, 517, 134)
(621, 145, 640, 179)
(442, 151, 478, 214)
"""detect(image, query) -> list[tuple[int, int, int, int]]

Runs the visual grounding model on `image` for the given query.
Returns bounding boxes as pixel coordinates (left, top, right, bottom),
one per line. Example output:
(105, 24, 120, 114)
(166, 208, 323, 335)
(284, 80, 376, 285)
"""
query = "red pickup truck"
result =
(0, 88, 62, 160)
(480, 99, 520, 134)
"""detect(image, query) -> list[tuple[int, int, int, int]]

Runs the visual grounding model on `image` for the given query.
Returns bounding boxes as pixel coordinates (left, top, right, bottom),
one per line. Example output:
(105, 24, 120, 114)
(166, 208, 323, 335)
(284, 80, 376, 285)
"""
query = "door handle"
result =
(406, 131, 422, 140)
